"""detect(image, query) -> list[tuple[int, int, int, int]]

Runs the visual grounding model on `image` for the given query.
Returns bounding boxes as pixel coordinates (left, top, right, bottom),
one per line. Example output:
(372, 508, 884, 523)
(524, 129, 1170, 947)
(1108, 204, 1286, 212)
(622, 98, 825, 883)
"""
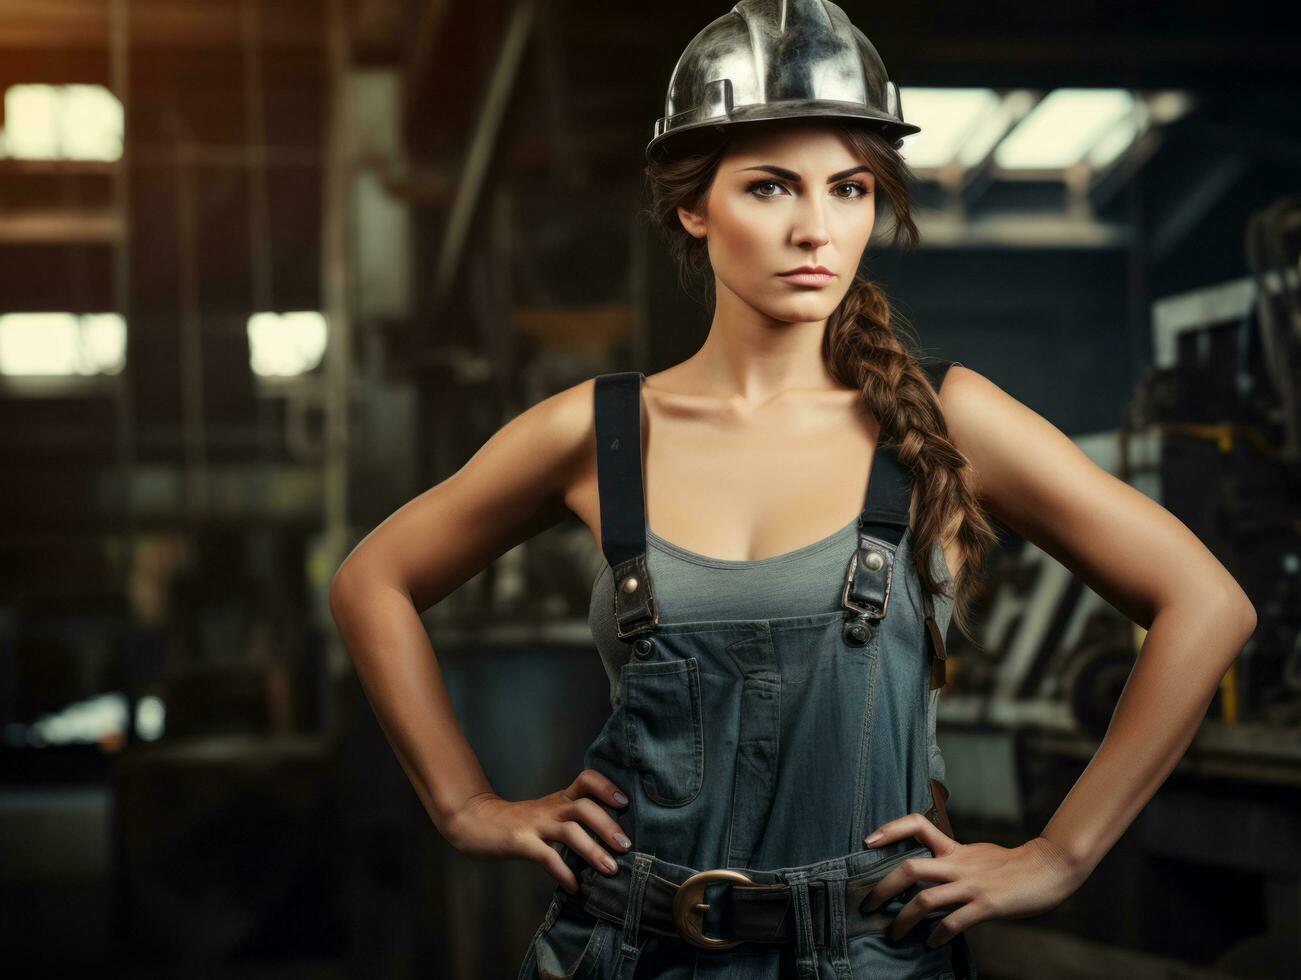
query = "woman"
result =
(328, 2, 1257, 977)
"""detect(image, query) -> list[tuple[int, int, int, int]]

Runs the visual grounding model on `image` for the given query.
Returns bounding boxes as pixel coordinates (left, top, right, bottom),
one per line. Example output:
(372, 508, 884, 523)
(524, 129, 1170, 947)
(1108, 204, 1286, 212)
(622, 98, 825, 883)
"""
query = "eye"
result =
(834, 181, 871, 200)
(748, 179, 787, 199)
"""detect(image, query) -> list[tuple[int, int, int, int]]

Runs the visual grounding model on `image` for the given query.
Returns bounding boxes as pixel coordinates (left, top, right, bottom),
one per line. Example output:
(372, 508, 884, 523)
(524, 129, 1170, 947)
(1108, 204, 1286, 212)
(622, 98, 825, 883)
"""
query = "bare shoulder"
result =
(929, 363, 1029, 500)
(330, 376, 598, 612)
(529, 375, 598, 468)
(930, 363, 1253, 626)
(451, 373, 598, 509)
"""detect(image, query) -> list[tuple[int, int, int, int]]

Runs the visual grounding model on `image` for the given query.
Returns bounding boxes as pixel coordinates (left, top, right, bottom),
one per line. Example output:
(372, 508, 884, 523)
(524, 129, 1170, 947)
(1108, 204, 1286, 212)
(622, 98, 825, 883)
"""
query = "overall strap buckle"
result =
(843, 441, 910, 621)
(841, 528, 901, 620)
(612, 553, 659, 638)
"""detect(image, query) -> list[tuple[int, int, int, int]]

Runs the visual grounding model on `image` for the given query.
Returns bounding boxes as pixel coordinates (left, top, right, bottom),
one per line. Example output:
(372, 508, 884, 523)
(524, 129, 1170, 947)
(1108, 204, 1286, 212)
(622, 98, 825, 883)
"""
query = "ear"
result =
(677, 202, 707, 239)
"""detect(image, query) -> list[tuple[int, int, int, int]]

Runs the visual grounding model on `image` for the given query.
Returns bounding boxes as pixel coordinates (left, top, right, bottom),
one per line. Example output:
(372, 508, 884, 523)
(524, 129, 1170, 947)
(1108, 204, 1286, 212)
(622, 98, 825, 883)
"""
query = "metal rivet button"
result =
(633, 638, 653, 658)
(863, 551, 884, 571)
(844, 621, 869, 645)
(620, 576, 639, 594)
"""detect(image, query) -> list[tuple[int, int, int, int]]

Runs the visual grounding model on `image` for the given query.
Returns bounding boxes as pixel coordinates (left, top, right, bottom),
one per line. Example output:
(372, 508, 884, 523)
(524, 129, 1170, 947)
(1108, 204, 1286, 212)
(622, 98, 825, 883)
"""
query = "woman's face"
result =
(678, 122, 877, 324)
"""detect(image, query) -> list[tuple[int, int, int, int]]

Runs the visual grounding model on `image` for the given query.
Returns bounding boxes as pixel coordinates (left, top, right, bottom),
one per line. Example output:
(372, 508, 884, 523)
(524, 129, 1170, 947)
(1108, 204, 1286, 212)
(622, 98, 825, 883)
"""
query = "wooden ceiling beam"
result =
(0, 0, 323, 49)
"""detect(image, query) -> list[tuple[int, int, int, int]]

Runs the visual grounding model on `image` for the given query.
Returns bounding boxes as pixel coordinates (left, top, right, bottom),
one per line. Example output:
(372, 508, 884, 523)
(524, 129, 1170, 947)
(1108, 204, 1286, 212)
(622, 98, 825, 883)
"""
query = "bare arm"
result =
(328, 381, 587, 829)
(861, 365, 1257, 945)
(328, 378, 632, 892)
(939, 365, 1256, 874)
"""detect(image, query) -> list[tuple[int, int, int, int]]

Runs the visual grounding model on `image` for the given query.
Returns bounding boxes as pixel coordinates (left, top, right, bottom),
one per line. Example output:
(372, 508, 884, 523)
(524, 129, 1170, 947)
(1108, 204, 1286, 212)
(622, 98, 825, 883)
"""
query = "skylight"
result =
(897, 87, 1003, 169)
(993, 89, 1139, 170)
(896, 86, 1174, 175)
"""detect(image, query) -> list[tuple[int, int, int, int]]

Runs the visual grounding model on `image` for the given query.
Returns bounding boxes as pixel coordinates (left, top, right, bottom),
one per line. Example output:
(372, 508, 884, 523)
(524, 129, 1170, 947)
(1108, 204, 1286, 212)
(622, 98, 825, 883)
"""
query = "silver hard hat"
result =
(647, 0, 919, 163)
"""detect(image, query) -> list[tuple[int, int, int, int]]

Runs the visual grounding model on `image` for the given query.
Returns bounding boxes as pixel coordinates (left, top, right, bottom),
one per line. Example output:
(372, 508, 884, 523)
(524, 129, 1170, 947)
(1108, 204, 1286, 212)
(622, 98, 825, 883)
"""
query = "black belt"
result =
(558, 846, 955, 952)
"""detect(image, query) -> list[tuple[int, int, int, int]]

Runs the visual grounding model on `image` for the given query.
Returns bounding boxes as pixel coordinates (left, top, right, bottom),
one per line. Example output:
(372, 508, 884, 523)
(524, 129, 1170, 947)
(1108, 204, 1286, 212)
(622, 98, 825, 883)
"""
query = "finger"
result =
(554, 820, 620, 878)
(521, 837, 579, 895)
(887, 881, 970, 942)
(570, 768, 630, 809)
(925, 900, 986, 948)
(865, 811, 953, 855)
(566, 796, 633, 855)
(861, 855, 950, 912)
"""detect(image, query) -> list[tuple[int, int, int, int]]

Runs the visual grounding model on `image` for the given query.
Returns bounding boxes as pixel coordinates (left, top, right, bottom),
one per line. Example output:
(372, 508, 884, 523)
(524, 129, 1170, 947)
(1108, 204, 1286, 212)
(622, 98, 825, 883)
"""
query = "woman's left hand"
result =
(860, 813, 1088, 947)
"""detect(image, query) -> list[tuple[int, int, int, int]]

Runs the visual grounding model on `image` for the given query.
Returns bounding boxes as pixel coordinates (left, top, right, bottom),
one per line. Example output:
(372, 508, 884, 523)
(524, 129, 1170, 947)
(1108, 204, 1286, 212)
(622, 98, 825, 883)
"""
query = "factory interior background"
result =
(1, 1, 1299, 977)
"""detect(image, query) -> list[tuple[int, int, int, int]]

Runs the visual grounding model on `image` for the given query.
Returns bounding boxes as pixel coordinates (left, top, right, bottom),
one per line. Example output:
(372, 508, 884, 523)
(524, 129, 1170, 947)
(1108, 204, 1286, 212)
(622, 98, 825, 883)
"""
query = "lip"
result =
(777, 267, 836, 287)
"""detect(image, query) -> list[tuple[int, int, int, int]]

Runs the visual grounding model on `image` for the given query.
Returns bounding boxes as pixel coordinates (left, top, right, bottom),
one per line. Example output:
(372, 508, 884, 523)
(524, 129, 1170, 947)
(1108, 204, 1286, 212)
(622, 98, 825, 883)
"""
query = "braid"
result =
(824, 275, 998, 641)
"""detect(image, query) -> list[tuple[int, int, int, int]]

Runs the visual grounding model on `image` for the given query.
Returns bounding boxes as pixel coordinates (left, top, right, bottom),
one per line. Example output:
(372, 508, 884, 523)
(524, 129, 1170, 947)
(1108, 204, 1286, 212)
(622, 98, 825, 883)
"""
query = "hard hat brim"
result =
(646, 100, 921, 164)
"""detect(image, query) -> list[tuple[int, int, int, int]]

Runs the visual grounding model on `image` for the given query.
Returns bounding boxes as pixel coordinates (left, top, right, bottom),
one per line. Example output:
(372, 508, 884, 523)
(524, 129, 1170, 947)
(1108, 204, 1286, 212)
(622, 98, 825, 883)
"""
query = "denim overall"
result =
(518, 366, 977, 979)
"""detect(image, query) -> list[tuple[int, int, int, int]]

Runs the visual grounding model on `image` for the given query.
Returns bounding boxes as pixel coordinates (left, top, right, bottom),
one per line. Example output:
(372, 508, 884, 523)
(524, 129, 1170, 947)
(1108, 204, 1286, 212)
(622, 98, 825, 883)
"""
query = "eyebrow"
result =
(736, 164, 873, 182)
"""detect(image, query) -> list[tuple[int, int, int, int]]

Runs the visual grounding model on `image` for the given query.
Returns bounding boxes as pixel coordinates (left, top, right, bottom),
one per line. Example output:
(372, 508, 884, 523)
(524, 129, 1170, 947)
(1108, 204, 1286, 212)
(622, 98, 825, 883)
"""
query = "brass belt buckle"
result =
(672, 868, 753, 950)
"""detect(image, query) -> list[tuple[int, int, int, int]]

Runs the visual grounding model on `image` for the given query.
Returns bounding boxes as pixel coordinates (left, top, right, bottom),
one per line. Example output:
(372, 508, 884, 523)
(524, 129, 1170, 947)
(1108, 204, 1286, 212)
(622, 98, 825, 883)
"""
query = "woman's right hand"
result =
(444, 769, 633, 895)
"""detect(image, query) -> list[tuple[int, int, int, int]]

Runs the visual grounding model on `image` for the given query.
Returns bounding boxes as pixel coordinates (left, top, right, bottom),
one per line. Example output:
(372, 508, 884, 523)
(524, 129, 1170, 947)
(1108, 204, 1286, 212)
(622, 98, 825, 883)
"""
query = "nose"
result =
(790, 194, 830, 249)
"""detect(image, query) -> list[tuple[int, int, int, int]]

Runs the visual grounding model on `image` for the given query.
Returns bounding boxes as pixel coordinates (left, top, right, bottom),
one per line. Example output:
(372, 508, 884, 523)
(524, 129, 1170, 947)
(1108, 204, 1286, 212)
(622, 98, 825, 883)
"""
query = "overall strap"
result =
(841, 442, 910, 622)
(594, 372, 659, 638)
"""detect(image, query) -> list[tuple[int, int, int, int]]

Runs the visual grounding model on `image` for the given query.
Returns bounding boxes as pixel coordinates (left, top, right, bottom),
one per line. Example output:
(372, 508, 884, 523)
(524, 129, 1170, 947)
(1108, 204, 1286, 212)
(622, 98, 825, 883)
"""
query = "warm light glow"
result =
(2, 84, 124, 161)
(0, 313, 126, 375)
(247, 311, 328, 376)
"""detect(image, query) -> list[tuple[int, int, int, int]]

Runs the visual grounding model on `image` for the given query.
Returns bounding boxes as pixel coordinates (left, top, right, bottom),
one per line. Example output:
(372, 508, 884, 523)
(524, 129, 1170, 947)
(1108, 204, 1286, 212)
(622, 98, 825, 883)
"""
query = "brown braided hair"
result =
(641, 120, 998, 642)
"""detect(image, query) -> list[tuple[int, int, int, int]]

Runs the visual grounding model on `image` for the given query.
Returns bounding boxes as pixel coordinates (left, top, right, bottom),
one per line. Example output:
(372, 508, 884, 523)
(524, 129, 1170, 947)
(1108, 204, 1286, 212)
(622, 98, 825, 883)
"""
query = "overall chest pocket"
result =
(620, 658, 704, 807)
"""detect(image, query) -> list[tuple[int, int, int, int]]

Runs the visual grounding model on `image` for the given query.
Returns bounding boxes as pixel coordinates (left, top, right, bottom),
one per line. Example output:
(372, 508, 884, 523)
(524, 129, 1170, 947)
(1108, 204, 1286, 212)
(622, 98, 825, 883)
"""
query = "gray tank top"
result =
(588, 514, 957, 671)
